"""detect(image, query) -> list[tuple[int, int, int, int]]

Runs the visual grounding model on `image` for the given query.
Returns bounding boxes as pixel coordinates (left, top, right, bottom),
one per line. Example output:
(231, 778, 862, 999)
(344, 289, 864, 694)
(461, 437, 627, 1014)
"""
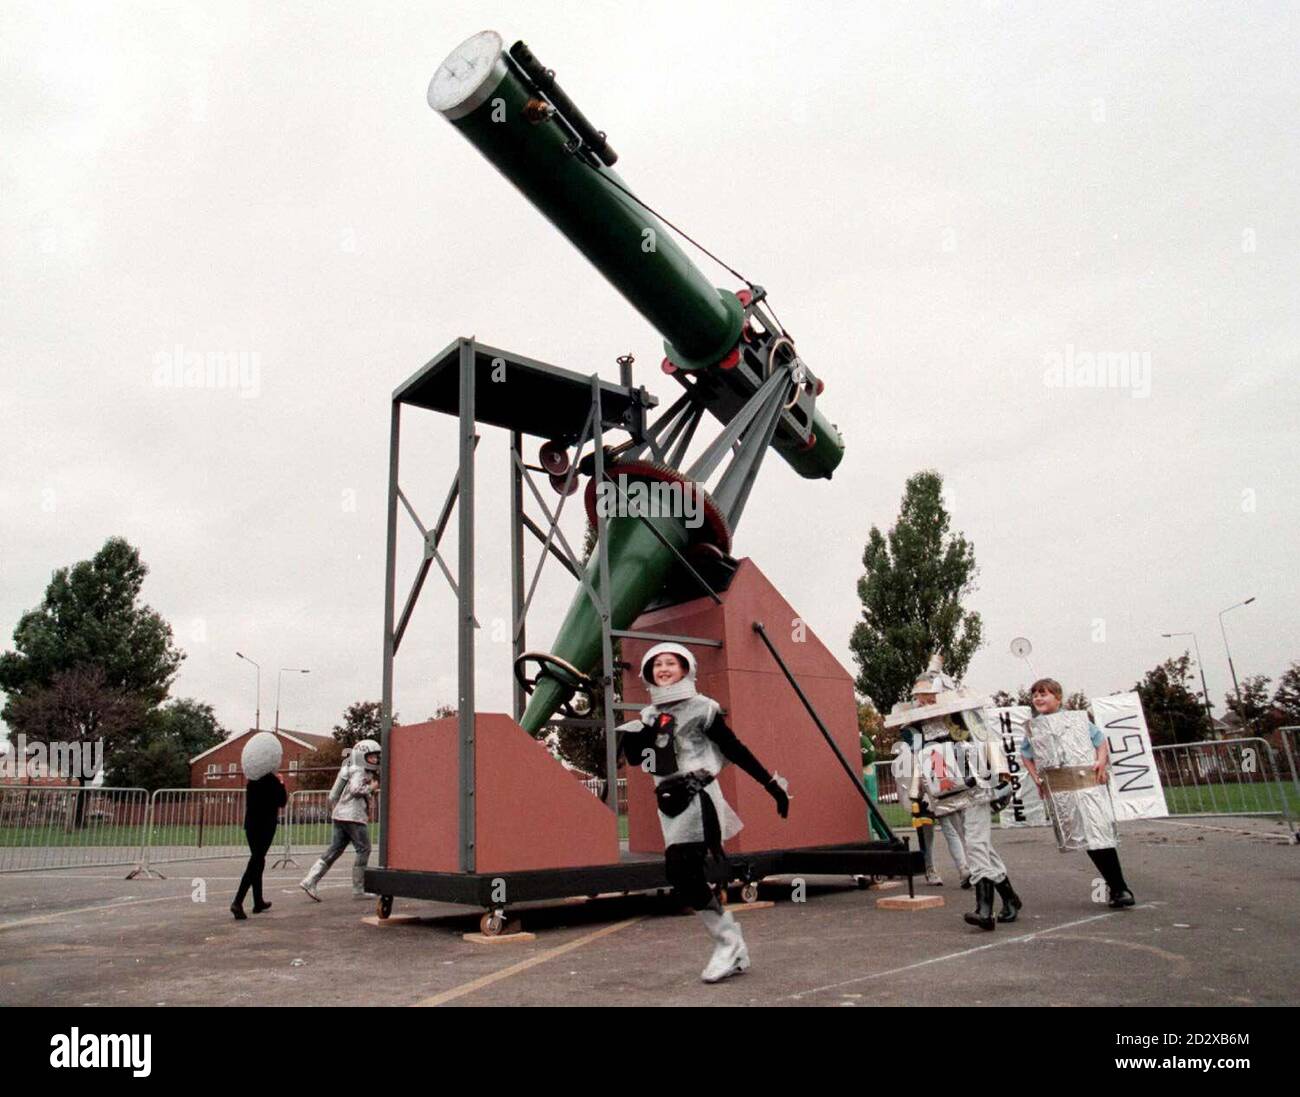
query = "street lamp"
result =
(235, 652, 261, 730)
(276, 668, 311, 732)
(1161, 631, 1215, 738)
(1218, 598, 1256, 733)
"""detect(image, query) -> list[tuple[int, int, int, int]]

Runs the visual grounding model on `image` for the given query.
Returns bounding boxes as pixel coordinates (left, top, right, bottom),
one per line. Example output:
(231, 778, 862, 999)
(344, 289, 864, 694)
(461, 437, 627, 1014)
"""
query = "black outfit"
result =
(234, 774, 287, 911)
(621, 710, 787, 912)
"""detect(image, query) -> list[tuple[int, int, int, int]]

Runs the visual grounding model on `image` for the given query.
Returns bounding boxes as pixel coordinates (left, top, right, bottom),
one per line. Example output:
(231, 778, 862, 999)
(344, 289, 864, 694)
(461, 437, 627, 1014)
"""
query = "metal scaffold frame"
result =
(377, 336, 728, 873)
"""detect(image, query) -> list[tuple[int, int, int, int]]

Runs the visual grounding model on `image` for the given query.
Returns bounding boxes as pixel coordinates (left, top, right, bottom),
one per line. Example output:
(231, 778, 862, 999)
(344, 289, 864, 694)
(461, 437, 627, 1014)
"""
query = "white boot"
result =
(352, 864, 374, 899)
(698, 908, 750, 983)
(299, 859, 327, 901)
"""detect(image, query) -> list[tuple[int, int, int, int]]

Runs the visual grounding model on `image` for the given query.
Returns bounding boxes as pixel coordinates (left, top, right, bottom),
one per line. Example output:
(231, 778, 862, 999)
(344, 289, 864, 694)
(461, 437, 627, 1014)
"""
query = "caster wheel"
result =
(480, 911, 506, 937)
(377, 895, 393, 919)
(854, 875, 871, 889)
(740, 882, 760, 904)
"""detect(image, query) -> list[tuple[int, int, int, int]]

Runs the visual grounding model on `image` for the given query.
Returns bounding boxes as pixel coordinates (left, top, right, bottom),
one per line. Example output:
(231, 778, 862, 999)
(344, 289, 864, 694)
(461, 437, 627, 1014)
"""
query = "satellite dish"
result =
(1010, 637, 1032, 658)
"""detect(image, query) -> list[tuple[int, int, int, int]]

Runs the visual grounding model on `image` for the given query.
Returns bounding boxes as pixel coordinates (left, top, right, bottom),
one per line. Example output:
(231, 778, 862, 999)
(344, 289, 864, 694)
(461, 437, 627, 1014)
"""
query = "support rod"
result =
(751, 621, 899, 845)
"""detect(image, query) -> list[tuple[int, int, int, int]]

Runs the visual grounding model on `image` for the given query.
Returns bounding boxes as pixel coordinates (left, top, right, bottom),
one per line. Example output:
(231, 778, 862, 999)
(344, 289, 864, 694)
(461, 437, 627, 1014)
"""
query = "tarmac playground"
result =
(1, 816, 1295, 1007)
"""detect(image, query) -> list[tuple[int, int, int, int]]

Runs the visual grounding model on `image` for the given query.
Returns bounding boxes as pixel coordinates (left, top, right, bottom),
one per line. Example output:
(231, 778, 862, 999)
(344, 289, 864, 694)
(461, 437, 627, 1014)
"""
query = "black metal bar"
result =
(510, 430, 526, 723)
(610, 628, 722, 647)
(380, 400, 400, 867)
(598, 469, 723, 606)
(457, 339, 477, 873)
(751, 621, 900, 845)
(521, 514, 582, 581)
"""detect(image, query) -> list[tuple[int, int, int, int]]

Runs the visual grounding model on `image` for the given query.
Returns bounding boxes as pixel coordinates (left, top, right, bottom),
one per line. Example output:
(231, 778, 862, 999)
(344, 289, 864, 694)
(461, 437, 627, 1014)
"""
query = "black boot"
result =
(963, 879, 995, 930)
(994, 878, 1022, 923)
(1108, 888, 1135, 909)
(230, 902, 247, 921)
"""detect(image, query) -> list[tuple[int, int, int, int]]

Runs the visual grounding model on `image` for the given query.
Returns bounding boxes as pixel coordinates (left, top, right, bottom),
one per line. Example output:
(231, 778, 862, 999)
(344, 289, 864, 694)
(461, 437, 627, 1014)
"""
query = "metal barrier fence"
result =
(129, 788, 250, 877)
(0, 786, 149, 874)
(272, 790, 382, 870)
(580, 776, 627, 813)
(1152, 738, 1296, 834)
(869, 761, 901, 804)
(1279, 727, 1300, 787)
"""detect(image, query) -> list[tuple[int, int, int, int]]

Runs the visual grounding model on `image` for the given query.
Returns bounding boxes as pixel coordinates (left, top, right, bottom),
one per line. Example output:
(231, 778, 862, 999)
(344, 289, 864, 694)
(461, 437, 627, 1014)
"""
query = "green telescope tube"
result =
(429, 30, 842, 480)
(519, 512, 689, 736)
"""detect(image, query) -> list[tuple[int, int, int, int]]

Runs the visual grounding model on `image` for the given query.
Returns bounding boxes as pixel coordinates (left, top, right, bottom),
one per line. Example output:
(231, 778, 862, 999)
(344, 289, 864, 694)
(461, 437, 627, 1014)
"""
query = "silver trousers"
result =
(962, 801, 1006, 885)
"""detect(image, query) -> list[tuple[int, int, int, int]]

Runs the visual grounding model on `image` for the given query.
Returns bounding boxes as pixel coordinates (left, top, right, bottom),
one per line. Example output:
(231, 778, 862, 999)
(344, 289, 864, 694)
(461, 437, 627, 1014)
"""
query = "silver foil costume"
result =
(886, 655, 1022, 929)
(621, 642, 788, 982)
(300, 739, 380, 900)
(1025, 711, 1118, 852)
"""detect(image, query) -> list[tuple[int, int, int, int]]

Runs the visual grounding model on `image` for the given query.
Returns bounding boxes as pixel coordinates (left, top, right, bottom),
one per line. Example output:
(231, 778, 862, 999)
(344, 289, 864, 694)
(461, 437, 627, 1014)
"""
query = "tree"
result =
(858, 699, 884, 767)
(992, 688, 1032, 707)
(1064, 690, 1090, 712)
(106, 698, 226, 790)
(333, 701, 386, 748)
(1224, 674, 1273, 735)
(296, 739, 347, 791)
(1273, 663, 1300, 727)
(1134, 654, 1209, 745)
(7, 665, 147, 823)
(0, 538, 183, 731)
(849, 470, 983, 713)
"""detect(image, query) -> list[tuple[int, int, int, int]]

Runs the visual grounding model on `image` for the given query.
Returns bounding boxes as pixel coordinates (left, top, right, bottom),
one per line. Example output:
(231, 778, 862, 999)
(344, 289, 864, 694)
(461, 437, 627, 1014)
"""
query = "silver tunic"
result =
(631, 695, 744, 848)
(1026, 711, 1117, 852)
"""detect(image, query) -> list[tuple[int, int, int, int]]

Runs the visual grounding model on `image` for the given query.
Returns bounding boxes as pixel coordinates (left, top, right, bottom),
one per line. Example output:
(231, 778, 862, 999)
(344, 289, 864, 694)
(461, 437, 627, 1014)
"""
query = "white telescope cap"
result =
(428, 29, 508, 120)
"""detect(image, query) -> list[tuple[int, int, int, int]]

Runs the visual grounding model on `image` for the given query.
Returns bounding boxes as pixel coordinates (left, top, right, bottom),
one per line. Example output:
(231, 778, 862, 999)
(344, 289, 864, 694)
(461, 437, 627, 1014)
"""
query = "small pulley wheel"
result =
(539, 440, 571, 477)
(741, 882, 760, 904)
(549, 471, 580, 497)
(480, 910, 505, 936)
(377, 895, 394, 919)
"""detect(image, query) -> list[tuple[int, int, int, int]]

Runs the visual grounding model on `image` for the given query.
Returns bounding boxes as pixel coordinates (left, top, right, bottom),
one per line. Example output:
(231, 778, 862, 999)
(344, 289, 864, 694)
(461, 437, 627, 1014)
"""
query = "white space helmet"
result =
(352, 738, 382, 772)
(640, 642, 697, 685)
(240, 732, 283, 781)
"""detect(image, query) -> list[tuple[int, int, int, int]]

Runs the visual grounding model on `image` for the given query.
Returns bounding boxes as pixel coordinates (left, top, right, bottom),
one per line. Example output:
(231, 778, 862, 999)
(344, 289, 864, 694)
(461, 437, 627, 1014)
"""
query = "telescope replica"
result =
(366, 30, 920, 932)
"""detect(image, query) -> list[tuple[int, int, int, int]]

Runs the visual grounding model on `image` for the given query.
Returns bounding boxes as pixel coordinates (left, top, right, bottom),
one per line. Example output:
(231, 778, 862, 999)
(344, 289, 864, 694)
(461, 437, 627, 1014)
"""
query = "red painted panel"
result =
(385, 714, 620, 873)
(624, 557, 868, 853)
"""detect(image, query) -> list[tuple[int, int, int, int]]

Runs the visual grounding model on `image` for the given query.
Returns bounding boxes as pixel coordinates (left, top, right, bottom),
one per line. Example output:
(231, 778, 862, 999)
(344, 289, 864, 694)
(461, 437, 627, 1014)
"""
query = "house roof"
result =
(189, 728, 333, 765)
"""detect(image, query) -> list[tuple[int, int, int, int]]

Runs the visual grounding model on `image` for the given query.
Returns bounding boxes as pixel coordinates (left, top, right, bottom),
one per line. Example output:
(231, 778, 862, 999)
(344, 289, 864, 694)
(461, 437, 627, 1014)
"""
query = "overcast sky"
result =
(2, 1, 1297, 746)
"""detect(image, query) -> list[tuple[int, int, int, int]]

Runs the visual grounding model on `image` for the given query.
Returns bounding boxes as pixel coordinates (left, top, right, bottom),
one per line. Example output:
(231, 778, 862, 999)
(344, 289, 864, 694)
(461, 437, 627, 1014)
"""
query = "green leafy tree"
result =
(1273, 663, 1300, 727)
(1224, 674, 1272, 735)
(992, 688, 1032, 707)
(333, 700, 385, 748)
(1135, 654, 1210, 745)
(107, 698, 226, 790)
(849, 471, 983, 713)
(1064, 690, 1090, 712)
(0, 538, 183, 732)
(296, 739, 347, 791)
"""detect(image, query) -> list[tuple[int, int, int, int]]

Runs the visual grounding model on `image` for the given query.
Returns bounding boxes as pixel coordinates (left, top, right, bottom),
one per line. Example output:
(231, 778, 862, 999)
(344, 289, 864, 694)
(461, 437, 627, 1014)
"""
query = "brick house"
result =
(189, 728, 333, 793)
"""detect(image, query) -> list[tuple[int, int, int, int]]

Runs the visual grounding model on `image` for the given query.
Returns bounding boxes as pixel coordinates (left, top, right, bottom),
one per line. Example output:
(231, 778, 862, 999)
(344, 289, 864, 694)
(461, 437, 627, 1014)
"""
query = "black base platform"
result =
(366, 840, 923, 916)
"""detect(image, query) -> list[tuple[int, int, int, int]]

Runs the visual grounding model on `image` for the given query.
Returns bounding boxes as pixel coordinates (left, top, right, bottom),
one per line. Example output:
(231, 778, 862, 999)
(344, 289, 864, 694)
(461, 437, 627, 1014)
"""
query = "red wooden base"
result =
(385, 712, 619, 873)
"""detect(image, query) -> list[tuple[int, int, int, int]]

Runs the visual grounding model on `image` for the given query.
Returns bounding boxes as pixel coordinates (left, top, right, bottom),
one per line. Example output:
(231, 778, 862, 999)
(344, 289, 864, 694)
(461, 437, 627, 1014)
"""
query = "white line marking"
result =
(782, 906, 1154, 1001)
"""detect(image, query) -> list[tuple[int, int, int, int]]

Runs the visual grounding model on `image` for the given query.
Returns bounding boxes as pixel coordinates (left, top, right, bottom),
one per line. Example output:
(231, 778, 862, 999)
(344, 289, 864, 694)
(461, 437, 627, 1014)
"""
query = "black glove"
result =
(766, 776, 790, 818)
(912, 798, 934, 828)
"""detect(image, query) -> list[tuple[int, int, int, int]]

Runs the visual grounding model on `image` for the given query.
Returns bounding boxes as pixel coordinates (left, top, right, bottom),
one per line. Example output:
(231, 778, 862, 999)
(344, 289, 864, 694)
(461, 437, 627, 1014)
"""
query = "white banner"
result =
(1090, 691, 1169, 820)
(990, 707, 1049, 827)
